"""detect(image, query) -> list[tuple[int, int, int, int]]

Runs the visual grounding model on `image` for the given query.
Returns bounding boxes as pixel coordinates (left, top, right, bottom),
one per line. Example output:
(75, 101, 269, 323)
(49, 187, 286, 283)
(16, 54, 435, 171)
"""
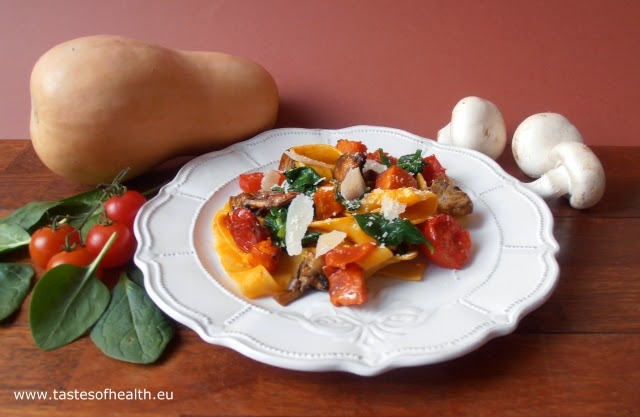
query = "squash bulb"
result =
(30, 35, 279, 184)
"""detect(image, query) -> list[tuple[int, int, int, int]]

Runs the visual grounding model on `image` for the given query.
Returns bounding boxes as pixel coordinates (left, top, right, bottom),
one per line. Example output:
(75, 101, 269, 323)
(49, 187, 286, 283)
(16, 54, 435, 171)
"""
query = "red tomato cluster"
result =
(29, 190, 147, 276)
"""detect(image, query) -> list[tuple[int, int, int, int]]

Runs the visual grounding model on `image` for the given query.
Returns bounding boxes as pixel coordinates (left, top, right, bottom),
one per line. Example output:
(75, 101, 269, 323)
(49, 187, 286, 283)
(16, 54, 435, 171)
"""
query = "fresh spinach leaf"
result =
(353, 213, 432, 249)
(0, 201, 60, 232)
(397, 150, 425, 175)
(283, 167, 324, 195)
(90, 273, 175, 364)
(0, 263, 34, 320)
(0, 223, 31, 254)
(29, 233, 117, 350)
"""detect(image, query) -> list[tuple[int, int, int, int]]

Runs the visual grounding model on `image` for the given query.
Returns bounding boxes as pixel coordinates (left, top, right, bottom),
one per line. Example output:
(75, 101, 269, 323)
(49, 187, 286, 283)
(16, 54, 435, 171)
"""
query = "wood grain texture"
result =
(1, 140, 638, 417)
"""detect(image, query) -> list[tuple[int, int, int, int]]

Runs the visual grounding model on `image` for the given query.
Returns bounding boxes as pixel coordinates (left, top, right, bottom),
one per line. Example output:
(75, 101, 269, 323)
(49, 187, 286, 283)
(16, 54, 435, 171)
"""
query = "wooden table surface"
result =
(1, 140, 638, 417)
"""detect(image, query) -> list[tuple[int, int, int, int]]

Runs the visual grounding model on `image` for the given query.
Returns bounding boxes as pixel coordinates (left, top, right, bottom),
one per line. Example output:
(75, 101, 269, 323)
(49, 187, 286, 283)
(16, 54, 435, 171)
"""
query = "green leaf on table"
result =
(90, 273, 175, 364)
(29, 233, 118, 350)
(0, 223, 31, 254)
(0, 201, 60, 232)
(29, 264, 110, 350)
(0, 263, 34, 320)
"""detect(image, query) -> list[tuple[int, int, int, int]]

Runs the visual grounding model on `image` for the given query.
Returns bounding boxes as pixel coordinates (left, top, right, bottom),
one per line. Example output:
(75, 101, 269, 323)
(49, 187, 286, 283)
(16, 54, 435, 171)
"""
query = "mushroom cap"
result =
(512, 112, 584, 178)
(442, 96, 507, 160)
(549, 141, 605, 209)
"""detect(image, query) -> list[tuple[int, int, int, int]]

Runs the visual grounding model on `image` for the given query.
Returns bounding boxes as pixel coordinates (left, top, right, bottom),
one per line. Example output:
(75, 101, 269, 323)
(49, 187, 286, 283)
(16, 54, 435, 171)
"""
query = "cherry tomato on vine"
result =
(46, 246, 103, 277)
(29, 224, 81, 268)
(420, 214, 472, 269)
(85, 221, 137, 268)
(104, 190, 147, 229)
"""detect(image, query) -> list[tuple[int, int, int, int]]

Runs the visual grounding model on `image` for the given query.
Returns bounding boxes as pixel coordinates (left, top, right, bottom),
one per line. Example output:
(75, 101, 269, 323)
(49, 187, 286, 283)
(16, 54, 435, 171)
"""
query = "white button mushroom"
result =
(512, 112, 584, 178)
(522, 141, 605, 209)
(437, 96, 507, 160)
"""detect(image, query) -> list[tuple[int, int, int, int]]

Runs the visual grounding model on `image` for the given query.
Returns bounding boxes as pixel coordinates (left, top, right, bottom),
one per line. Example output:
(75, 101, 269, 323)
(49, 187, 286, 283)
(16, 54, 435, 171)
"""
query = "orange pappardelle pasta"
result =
(212, 139, 473, 307)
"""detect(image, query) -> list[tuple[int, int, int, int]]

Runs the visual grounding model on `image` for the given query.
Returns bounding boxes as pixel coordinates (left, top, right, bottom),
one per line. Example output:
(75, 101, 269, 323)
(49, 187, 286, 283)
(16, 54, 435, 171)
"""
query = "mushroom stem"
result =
(522, 165, 571, 200)
(436, 123, 453, 145)
(520, 141, 605, 210)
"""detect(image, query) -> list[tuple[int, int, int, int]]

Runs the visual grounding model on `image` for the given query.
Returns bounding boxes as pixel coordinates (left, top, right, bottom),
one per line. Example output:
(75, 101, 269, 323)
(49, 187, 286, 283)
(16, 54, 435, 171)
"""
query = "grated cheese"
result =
(381, 196, 407, 220)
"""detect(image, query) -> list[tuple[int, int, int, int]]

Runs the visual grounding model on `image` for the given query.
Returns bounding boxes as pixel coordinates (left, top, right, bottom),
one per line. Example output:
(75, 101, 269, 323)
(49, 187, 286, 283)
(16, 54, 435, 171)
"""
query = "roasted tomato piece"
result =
(324, 242, 377, 269)
(249, 238, 281, 273)
(375, 165, 418, 190)
(323, 263, 367, 306)
(313, 185, 344, 220)
(238, 172, 265, 194)
(336, 139, 368, 154)
(420, 214, 471, 269)
(421, 154, 447, 186)
(226, 208, 270, 252)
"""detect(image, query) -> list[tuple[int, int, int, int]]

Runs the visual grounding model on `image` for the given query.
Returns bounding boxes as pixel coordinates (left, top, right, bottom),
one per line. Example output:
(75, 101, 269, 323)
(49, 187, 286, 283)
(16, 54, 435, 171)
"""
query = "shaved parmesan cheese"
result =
(340, 168, 367, 200)
(284, 151, 334, 169)
(260, 169, 282, 191)
(285, 194, 315, 256)
(381, 196, 406, 220)
(315, 230, 347, 258)
(363, 159, 388, 174)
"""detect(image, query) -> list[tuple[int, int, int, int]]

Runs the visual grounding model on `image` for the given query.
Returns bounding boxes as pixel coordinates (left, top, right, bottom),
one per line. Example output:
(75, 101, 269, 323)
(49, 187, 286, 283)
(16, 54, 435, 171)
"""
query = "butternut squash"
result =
(30, 35, 279, 184)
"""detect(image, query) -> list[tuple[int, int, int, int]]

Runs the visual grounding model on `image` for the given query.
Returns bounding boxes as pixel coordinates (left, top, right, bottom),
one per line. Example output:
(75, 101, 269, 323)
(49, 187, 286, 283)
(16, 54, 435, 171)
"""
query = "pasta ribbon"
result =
(358, 187, 438, 224)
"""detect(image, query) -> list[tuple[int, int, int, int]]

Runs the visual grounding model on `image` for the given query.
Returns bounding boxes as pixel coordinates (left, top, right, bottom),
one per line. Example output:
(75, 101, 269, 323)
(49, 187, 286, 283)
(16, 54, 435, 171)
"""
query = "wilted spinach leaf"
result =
(397, 150, 425, 175)
(353, 213, 432, 249)
(264, 207, 288, 247)
(0, 263, 34, 320)
(283, 167, 324, 195)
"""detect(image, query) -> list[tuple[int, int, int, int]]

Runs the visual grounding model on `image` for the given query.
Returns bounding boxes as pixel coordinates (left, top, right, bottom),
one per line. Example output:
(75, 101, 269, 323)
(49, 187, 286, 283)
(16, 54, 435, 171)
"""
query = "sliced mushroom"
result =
(229, 190, 299, 212)
(429, 175, 473, 217)
(333, 153, 365, 183)
(273, 249, 328, 305)
(278, 152, 296, 171)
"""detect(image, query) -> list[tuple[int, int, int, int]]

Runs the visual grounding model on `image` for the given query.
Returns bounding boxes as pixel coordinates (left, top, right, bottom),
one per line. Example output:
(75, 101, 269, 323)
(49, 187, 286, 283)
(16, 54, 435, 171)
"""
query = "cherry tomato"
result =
(104, 190, 147, 229)
(421, 154, 447, 186)
(29, 224, 81, 268)
(46, 246, 103, 278)
(324, 242, 378, 269)
(323, 263, 367, 306)
(420, 214, 471, 269)
(249, 238, 281, 273)
(238, 173, 265, 194)
(85, 222, 137, 268)
(225, 208, 270, 252)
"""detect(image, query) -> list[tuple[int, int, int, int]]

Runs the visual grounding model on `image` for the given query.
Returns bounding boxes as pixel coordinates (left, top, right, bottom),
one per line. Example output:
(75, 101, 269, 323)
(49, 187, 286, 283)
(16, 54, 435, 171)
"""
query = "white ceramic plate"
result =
(133, 126, 559, 376)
